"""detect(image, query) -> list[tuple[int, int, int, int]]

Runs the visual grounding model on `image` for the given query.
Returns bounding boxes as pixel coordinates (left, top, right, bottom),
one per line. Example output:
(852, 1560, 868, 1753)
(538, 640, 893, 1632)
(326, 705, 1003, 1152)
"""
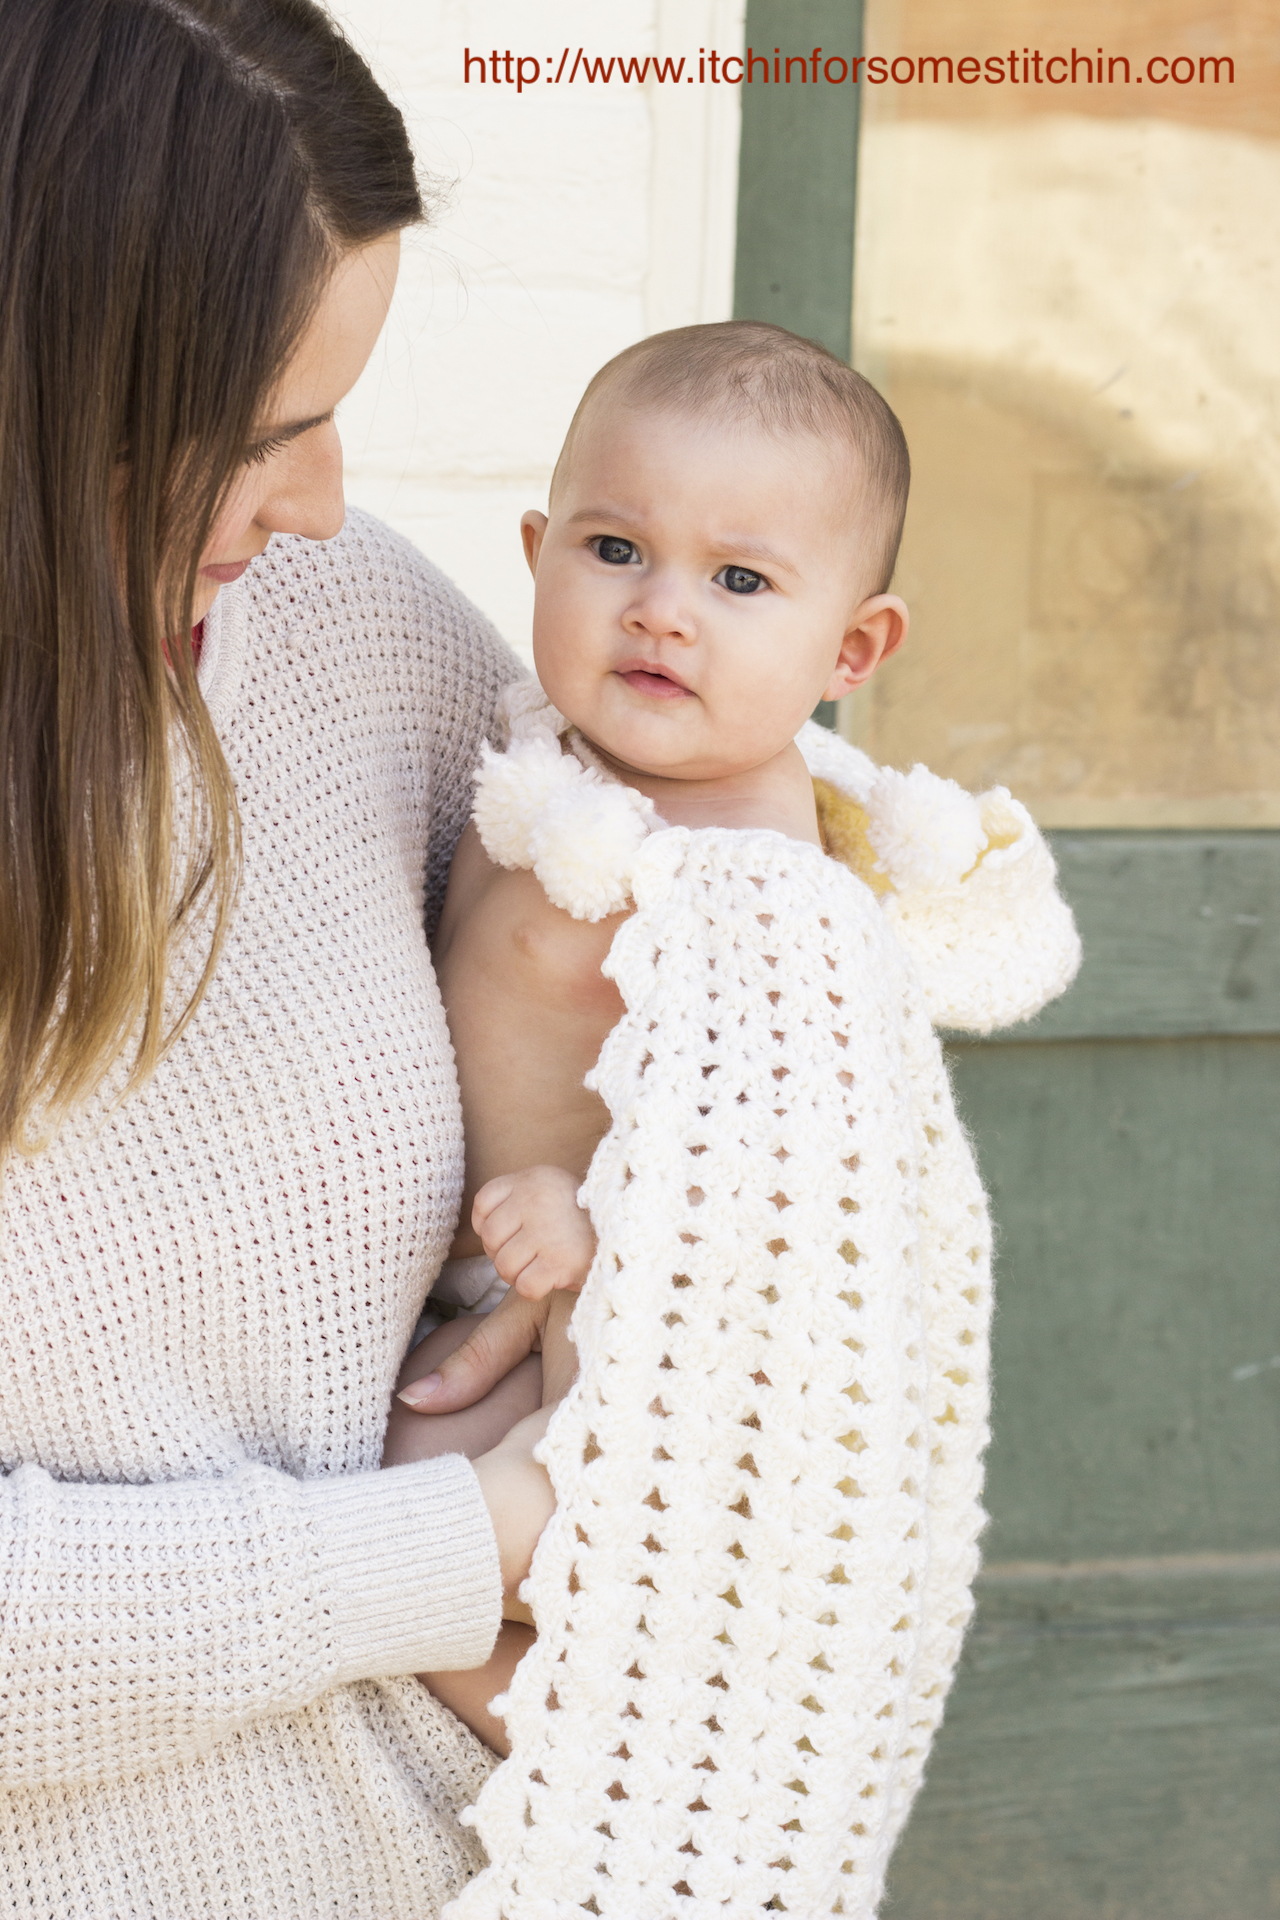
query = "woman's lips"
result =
(616, 667, 691, 700)
(199, 559, 252, 585)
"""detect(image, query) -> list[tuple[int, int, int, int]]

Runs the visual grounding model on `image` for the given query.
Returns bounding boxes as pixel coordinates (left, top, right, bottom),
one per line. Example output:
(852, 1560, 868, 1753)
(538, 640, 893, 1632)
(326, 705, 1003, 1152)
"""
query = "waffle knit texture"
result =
(0, 511, 523, 1918)
(448, 687, 1080, 1919)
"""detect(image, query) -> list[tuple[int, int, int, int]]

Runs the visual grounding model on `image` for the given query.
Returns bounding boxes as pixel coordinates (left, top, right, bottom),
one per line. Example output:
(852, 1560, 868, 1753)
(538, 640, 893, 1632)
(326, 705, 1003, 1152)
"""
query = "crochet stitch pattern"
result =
(448, 694, 1080, 1919)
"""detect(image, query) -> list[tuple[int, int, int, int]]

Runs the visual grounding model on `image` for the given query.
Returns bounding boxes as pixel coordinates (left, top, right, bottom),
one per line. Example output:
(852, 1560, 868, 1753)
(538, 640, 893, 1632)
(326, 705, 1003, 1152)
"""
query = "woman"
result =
(0, 1, 556, 1910)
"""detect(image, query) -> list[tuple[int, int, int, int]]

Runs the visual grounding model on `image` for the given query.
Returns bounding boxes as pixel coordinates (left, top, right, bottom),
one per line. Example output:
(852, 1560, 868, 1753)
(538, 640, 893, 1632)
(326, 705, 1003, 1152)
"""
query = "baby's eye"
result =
(717, 564, 767, 595)
(591, 536, 639, 565)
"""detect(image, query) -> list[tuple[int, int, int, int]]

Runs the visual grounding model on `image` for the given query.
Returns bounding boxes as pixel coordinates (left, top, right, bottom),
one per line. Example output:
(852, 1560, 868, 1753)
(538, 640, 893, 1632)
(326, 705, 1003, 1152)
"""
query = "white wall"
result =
(334, 0, 745, 663)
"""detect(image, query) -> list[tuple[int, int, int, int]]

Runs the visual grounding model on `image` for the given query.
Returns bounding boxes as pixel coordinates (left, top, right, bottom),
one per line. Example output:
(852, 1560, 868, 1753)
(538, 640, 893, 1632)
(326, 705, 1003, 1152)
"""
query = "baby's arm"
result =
(535, 1290, 578, 1408)
(421, 1621, 534, 1756)
(472, 1166, 589, 1410)
(414, 1400, 553, 1754)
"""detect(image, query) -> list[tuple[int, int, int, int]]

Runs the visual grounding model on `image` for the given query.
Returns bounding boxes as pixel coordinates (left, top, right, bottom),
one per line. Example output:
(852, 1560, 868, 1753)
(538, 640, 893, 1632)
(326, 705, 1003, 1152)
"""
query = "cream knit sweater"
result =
(0, 512, 522, 1918)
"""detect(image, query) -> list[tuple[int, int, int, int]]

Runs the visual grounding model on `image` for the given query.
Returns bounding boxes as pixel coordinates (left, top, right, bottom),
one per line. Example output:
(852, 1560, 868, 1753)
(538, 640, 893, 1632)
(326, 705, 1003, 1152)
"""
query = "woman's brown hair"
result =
(0, 0, 422, 1158)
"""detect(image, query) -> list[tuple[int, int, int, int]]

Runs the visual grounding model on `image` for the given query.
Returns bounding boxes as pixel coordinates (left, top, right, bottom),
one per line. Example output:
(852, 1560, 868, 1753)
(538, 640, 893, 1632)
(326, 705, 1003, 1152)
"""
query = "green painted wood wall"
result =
(734, 0, 864, 731)
(889, 835, 1280, 1918)
(733, 0, 864, 361)
(733, 19, 1280, 1905)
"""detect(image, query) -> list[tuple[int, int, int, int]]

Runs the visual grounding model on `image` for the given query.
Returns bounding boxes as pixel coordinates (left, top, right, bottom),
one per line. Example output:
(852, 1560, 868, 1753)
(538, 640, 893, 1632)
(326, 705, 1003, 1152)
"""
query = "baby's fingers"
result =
(489, 1229, 557, 1299)
(473, 1194, 527, 1272)
(510, 1247, 588, 1299)
(471, 1175, 514, 1233)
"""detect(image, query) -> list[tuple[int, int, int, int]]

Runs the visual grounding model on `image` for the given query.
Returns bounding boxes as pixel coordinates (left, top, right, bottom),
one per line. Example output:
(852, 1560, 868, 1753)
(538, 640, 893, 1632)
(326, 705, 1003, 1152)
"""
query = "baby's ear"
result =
(824, 594, 909, 700)
(520, 511, 549, 577)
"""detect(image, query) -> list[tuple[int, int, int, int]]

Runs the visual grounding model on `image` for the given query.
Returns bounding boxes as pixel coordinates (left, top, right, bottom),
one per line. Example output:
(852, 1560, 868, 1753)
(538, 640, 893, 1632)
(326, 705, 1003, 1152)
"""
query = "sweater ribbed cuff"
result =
(304, 1454, 502, 1683)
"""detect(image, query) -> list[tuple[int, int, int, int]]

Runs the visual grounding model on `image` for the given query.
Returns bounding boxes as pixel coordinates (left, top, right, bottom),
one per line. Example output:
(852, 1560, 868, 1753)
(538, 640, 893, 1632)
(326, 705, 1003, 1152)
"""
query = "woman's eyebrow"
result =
(248, 410, 333, 449)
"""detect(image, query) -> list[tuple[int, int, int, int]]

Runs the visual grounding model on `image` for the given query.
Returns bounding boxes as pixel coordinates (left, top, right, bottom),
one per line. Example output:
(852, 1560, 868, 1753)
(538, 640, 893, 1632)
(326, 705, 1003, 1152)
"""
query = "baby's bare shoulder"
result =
(435, 821, 506, 954)
(441, 819, 492, 902)
(438, 824, 626, 1004)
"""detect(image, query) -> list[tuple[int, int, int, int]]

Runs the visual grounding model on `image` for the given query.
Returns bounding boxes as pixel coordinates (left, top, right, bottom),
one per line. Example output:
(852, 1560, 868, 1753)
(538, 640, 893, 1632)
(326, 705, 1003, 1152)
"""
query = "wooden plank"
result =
(989, 831, 1280, 1040)
(896, 1013, 1280, 1915)
(733, 0, 865, 359)
(947, 1035, 1280, 1563)
(977, 1551, 1280, 1630)
(886, 1564, 1280, 1920)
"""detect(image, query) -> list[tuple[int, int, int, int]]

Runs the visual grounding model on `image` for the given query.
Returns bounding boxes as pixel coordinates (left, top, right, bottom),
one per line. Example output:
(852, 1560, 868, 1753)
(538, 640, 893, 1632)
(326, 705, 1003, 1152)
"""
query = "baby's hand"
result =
(473, 1165, 596, 1300)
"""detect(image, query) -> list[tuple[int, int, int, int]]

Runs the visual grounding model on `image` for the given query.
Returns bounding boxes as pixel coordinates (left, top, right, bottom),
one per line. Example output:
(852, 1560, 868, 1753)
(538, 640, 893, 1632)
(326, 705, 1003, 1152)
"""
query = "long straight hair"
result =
(0, 0, 423, 1159)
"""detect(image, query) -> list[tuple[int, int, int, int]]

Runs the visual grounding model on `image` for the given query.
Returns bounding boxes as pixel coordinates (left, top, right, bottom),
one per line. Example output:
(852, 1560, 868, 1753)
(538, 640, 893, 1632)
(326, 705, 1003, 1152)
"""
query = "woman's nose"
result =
(258, 421, 346, 543)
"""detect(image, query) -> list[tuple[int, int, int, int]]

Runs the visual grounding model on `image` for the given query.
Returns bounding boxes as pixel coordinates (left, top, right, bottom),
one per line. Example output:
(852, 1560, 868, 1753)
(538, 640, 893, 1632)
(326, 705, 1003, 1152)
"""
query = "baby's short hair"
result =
(552, 321, 910, 594)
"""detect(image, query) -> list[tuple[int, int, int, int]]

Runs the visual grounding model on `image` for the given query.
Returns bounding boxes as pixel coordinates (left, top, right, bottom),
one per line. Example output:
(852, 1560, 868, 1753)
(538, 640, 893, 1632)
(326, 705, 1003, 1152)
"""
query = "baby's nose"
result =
(627, 576, 696, 642)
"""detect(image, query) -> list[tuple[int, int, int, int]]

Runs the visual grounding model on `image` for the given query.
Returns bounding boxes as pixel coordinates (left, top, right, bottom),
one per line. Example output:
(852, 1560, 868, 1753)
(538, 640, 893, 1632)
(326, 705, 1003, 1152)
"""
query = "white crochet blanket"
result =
(448, 688, 1079, 1920)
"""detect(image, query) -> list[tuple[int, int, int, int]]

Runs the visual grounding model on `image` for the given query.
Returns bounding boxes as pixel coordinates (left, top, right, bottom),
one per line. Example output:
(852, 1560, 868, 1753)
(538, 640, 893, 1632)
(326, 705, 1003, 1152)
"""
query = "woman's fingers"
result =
(397, 1289, 546, 1411)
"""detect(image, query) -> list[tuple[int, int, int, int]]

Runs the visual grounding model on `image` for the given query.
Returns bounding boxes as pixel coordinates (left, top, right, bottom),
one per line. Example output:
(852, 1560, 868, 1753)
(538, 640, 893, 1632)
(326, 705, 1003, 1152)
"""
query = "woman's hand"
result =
(396, 1286, 556, 1412)
(470, 1406, 555, 1621)
(396, 1169, 596, 1413)
(383, 1313, 542, 1465)
(473, 1164, 596, 1299)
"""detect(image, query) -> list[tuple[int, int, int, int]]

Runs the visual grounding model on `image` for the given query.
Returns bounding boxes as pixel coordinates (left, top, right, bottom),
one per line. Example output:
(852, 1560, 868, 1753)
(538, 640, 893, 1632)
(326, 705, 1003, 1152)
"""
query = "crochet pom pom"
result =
(531, 776, 651, 920)
(866, 763, 987, 893)
(472, 740, 578, 871)
(499, 676, 565, 744)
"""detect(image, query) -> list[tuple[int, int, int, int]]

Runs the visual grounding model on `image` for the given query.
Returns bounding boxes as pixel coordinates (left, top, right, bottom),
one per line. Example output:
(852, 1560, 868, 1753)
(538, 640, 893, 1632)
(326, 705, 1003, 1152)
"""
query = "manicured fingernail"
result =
(397, 1373, 442, 1408)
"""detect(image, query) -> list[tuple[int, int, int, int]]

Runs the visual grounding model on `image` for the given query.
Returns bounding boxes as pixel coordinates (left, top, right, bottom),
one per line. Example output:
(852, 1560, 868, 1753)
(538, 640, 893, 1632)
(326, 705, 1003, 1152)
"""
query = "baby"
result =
(382, 319, 910, 1749)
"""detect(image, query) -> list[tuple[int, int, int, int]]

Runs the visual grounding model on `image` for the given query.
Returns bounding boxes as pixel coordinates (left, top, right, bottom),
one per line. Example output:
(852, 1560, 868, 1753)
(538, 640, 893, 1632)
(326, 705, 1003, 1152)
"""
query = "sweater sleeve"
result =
(421, 600, 525, 938)
(0, 1452, 501, 1791)
(313, 508, 526, 936)
(342, 514, 527, 938)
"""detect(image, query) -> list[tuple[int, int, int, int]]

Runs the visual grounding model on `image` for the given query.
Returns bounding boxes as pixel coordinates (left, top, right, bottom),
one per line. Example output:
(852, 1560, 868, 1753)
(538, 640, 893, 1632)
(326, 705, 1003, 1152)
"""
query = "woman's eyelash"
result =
(245, 433, 290, 467)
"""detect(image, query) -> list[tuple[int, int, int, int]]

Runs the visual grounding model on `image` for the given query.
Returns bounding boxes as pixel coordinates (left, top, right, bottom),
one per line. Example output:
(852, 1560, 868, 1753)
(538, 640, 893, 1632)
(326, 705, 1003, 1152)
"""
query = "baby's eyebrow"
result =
(564, 502, 635, 527)
(707, 535, 799, 576)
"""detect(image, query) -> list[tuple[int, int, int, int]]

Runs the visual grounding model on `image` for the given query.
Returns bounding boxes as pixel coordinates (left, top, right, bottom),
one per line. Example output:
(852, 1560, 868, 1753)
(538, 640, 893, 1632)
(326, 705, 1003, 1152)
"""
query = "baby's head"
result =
(521, 321, 910, 785)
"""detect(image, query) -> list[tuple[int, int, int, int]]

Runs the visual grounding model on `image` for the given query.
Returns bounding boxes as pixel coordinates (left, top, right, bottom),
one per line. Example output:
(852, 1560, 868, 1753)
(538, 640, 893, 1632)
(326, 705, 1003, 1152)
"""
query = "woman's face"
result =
(191, 230, 400, 624)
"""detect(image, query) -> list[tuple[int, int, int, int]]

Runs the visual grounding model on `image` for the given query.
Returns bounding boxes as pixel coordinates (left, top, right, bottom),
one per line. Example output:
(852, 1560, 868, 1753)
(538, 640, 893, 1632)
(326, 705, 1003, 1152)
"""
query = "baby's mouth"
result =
(615, 663, 692, 700)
